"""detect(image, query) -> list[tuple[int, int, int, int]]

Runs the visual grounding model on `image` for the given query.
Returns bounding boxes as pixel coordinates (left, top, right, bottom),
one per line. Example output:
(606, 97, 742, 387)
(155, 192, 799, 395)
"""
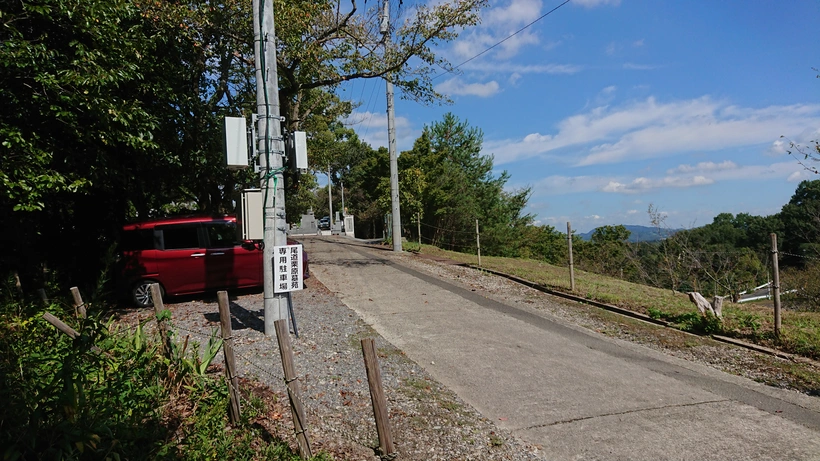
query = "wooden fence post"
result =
(361, 338, 396, 460)
(43, 312, 80, 339)
(771, 233, 782, 338)
(70, 287, 86, 318)
(567, 222, 575, 292)
(151, 284, 173, 359)
(217, 291, 241, 424)
(418, 213, 421, 246)
(37, 288, 49, 306)
(42, 312, 103, 354)
(476, 219, 481, 266)
(274, 319, 312, 459)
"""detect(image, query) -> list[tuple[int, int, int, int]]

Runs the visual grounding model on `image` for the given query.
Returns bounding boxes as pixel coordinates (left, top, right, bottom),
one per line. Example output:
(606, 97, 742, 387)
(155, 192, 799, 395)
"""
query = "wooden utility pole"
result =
(217, 291, 241, 423)
(771, 233, 782, 338)
(567, 222, 575, 291)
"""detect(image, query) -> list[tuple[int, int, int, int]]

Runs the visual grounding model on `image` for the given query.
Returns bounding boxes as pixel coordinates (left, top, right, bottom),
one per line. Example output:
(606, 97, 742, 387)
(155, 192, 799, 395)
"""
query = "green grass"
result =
(418, 245, 820, 360)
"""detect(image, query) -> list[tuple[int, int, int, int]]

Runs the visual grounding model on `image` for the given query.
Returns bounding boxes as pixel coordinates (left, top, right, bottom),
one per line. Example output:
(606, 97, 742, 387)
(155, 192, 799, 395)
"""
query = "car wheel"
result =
(132, 280, 163, 308)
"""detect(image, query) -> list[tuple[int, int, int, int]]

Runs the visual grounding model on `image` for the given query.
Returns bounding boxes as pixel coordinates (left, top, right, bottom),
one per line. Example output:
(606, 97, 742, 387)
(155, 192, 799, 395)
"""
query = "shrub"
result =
(781, 262, 820, 312)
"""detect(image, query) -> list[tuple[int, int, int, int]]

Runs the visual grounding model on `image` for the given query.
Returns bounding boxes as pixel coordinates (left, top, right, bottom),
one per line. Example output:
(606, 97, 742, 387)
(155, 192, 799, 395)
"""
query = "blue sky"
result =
(338, 0, 820, 233)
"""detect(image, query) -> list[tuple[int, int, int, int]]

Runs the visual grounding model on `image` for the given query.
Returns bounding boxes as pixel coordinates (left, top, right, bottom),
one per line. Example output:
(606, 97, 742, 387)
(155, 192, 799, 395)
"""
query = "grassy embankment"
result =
(415, 244, 820, 361)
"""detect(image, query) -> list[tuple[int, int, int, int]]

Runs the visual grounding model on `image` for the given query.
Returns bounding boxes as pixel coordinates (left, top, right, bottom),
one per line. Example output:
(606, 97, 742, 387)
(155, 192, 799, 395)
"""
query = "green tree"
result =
(579, 225, 631, 278)
(0, 0, 180, 289)
(399, 113, 532, 253)
(780, 179, 820, 261)
(274, 0, 488, 132)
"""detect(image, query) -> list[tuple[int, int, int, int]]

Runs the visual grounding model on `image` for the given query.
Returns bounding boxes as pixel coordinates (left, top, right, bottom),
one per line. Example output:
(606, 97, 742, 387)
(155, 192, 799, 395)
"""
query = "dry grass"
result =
(419, 245, 820, 360)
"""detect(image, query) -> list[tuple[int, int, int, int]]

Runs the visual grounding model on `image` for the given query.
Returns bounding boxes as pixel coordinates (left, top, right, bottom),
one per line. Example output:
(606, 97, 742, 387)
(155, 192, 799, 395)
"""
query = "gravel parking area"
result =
(115, 273, 543, 460)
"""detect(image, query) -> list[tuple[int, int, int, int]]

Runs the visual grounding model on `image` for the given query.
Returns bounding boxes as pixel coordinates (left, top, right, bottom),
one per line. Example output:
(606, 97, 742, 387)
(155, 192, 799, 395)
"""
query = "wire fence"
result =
(419, 221, 475, 236)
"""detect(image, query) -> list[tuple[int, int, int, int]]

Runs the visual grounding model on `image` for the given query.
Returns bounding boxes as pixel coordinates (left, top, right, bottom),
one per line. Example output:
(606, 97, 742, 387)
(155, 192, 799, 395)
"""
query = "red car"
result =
(118, 215, 307, 307)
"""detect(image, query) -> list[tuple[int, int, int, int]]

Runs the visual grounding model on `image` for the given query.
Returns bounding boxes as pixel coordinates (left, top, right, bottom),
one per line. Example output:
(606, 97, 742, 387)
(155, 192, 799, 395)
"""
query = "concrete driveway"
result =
(304, 236, 820, 460)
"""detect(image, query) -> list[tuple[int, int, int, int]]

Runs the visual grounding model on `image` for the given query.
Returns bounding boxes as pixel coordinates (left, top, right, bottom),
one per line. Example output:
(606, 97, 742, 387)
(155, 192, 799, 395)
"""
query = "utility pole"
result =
(327, 164, 333, 227)
(341, 180, 345, 217)
(253, 0, 287, 335)
(381, 0, 402, 252)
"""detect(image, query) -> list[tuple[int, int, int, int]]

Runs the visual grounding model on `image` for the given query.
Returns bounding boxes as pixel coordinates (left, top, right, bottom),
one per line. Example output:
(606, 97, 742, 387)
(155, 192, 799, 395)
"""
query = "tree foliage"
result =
(396, 113, 532, 254)
(274, 0, 487, 131)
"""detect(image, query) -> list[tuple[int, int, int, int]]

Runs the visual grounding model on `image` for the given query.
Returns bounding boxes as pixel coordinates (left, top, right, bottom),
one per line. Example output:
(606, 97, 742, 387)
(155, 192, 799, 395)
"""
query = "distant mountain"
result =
(577, 225, 680, 243)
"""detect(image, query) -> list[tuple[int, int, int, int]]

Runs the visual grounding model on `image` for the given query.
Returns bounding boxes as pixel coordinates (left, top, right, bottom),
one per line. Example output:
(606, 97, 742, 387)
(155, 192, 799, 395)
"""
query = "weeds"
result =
(0, 274, 324, 460)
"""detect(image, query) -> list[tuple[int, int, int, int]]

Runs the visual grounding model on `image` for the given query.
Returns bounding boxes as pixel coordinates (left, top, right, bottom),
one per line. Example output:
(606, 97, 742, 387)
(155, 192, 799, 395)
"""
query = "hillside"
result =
(577, 225, 679, 243)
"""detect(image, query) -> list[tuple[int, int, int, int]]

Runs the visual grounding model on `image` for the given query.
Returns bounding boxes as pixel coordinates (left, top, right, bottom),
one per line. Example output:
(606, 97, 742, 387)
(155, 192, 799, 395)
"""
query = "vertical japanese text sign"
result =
(273, 244, 304, 293)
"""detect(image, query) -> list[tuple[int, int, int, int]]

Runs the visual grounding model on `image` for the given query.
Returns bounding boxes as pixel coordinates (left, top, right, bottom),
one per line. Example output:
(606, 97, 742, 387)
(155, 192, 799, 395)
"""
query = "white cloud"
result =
(601, 175, 714, 194)
(527, 160, 807, 199)
(605, 42, 618, 56)
(529, 174, 612, 195)
(484, 0, 543, 28)
(453, 0, 544, 60)
(627, 209, 638, 214)
(788, 171, 810, 182)
(343, 110, 417, 150)
(509, 72, 522, 85)
(435, 78, 500, 97)
(462, 61, 582, 75)
(667, 160, 737, 175)
(633, 39, 645, 47)
(573, 0, 621, 8)
(483, 97, 820, 166)
(594, 85, 617, 105)
(769, 127, 820, 156)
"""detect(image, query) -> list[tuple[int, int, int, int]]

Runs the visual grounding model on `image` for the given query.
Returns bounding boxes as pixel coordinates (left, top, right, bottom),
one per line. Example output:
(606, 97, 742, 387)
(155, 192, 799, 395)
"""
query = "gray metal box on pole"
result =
(224, 117, 249, 169)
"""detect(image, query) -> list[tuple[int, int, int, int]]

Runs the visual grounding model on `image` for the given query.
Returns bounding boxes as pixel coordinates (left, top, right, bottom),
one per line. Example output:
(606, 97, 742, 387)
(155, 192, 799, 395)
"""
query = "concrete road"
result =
(304, 236, 820, 460)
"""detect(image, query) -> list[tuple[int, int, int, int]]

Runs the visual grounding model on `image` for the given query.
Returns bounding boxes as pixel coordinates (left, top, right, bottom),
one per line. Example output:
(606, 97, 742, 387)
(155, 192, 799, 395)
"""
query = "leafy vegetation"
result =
(0, 278, 320, 460)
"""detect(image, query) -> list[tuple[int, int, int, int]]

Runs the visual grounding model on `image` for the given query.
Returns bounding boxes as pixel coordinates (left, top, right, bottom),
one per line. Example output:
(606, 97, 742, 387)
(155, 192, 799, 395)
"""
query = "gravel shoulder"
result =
(113, 242, 820, 460)
(114, 272, 543, 460)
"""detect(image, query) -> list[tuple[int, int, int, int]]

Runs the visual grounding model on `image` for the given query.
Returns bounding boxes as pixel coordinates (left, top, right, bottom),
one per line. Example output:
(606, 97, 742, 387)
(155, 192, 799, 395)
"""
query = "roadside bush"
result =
(667, 312, 724, 335)
(0, 281, 168, 458)
(0, 274, 318, 460)
(782, 263, 820, 312)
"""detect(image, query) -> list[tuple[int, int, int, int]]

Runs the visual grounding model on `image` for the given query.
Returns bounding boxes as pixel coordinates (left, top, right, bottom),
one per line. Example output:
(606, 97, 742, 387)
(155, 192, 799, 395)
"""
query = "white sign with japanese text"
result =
(273, 244, 304, 293)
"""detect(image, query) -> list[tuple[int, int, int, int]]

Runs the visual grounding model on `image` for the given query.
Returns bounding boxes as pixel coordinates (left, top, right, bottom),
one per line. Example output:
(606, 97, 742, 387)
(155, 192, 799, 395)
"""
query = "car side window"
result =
(120, 229, 155, 251)
(158, 225, 201, 250)
(204, 222, 238, 248)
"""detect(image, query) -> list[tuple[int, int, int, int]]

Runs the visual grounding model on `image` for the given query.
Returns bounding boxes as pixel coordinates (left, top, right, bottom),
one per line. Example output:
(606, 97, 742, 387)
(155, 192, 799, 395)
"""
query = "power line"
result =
(432, 0, 573, 81)
(360, 78, 383, 143)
